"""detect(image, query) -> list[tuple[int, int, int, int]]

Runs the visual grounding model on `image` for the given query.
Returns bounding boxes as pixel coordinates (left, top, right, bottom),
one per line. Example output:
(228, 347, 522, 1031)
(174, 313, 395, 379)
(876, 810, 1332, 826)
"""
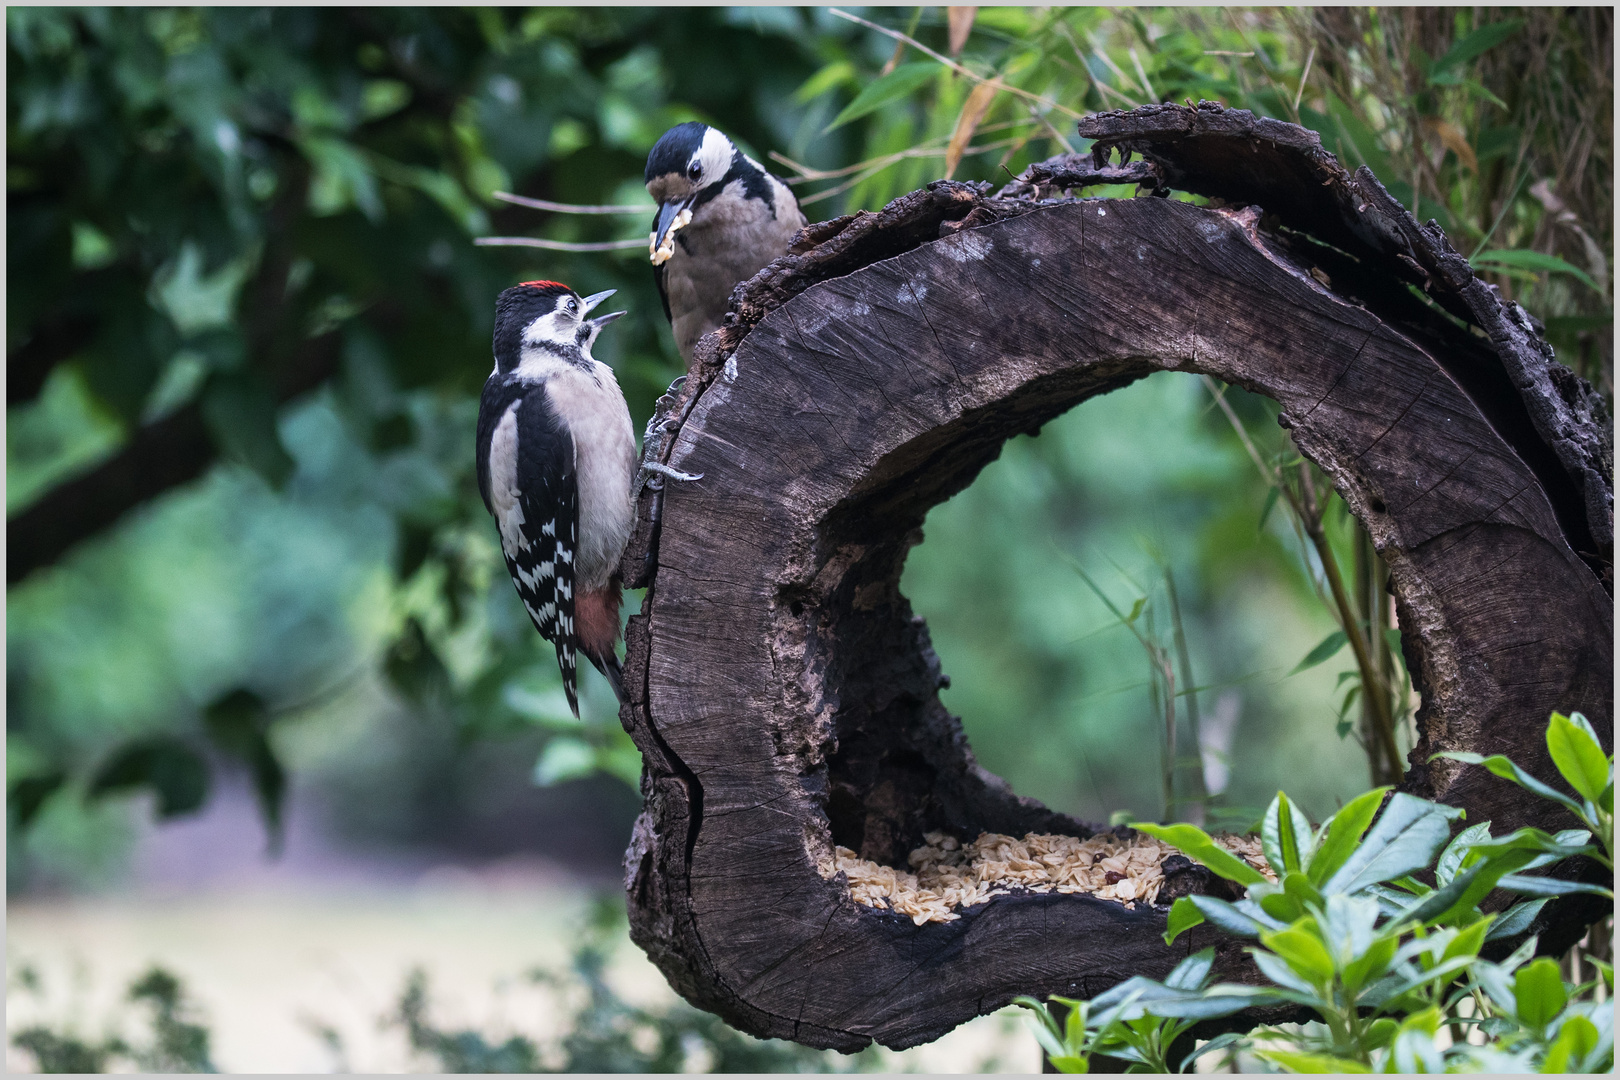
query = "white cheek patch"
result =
(522, 310, 576, 350)
(695, 126, 734, 185)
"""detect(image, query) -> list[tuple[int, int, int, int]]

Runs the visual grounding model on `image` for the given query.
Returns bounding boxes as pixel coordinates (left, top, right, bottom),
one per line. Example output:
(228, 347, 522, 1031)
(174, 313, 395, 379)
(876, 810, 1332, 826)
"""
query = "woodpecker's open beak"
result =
(650, 197, 696, 265)
(579, 291, 625, 330)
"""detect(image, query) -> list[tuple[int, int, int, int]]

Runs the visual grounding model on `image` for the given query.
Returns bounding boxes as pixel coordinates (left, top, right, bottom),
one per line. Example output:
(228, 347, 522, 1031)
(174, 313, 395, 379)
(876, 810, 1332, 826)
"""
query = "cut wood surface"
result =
(614, 104, 1613, 1052)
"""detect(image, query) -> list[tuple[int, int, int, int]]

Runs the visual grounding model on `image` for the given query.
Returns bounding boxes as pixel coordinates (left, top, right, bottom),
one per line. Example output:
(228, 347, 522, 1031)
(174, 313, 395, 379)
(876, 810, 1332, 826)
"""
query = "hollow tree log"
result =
(615, 104, 1613, 1052)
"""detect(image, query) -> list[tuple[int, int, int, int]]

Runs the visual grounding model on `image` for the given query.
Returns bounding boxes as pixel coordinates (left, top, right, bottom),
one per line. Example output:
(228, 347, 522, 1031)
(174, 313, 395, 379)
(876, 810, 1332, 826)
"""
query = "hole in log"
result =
(900, 370, 1404, 825)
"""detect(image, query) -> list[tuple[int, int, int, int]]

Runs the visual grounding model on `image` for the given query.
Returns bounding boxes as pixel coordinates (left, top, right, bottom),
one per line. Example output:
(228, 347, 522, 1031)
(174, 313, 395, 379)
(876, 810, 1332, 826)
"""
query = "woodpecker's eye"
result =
(688, 162, 703, 181)
(566, 298, 578, 314)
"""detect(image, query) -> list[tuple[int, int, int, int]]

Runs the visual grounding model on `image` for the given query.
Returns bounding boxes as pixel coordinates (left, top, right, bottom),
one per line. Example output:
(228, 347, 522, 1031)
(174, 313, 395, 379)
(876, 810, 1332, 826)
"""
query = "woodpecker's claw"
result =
(643, 461, 703, 484)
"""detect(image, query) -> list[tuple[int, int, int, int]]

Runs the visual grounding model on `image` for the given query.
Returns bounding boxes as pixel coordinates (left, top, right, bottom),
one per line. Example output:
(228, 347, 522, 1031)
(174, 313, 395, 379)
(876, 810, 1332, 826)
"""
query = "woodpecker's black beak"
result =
(580, 290, 625, 330)
(650, 196, 696, 265)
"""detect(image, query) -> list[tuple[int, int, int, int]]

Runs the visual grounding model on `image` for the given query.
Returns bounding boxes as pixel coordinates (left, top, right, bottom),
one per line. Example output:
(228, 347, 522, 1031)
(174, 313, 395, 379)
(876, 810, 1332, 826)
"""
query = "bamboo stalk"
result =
(1297, 465, 1404, 782)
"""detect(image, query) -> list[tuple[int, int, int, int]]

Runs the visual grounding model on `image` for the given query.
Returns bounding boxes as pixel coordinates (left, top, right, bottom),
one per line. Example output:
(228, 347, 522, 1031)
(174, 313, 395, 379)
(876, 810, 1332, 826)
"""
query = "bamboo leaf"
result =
(1471, 249, 1602, 294)
(1428, 18, 1524, 79)
(944, 76, 1001, 179)
(946, 6, 977, 56)
(1420, 116, 1477, 172)
(825, 62, 939, 131)
(1289, 630, 1347, 675)
(1257, 485, 1281, 531)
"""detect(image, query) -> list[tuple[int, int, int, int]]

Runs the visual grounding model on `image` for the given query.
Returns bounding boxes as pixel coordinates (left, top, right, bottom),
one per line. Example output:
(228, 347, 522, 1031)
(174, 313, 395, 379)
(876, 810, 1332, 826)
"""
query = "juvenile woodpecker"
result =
(476, 281, 635, 716)
(645, 122, 806, 361)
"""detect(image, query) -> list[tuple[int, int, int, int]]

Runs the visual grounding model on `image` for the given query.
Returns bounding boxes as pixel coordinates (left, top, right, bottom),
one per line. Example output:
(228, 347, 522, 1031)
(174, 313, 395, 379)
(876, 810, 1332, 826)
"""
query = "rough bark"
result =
(617, 104, 1613, 1052)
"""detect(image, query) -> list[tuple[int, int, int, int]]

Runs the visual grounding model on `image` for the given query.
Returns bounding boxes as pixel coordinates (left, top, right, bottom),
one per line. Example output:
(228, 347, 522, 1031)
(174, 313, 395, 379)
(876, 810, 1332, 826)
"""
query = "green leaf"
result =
(203, 688, 285, 852)
(1471, 249, 1602, 294)
(1442, 918, 1492, 963)
(1436, 821, 1492, 885)
(1382, 627, 1406, 671)
(1131, 822, 1265, 886)
(1259, 925, 1335, 984)
(1495, 874, 1612, 898)
(1432, 75, 1508, 109)
(1012, 997, 1066, 1049)
(534, 737, 598, 786)
(1542, 1014, 1600, 1074)
(1307, 786, 1390, 886)
(1257, 883, 1301, 924)
(1262, 791, 1314, 875)
(1289, 629, 1347, 675)
(1282, 871, 1323, 909)
(1546, 711, 1611, 806)
(1163, 947, 1216, 991)
(1258, 485, 1281, 531)
(8, 772, 66, 830)
(1433, 751, 1588, 819)
(1320, 792, 1461, 895)
(1163, 896, 1205, 945)
(1362, 1017, 1399, 1051)
(199, 374, 295, 488)
(1340, 931, 1398, 993)
(1485, 898, 1548, 941)
(1512, 957, 1567, 1029)
(1124, 596, 1146, 625)
(1188, 895, 1269, 939)
(1464, 825, 1593, 862)
(1179, 1032, 1243, 1073)
(89, 737, 209, 818)
(1428, 18, 1524, 78)
(825, 62, 939, 131)
(1257, 1050, 1370, 1073)
(792, 60, 854, 104)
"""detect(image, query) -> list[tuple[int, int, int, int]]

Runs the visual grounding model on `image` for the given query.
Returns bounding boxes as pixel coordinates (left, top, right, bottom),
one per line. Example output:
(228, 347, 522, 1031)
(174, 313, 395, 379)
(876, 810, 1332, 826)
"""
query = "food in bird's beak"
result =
(649, 202, 694, 266)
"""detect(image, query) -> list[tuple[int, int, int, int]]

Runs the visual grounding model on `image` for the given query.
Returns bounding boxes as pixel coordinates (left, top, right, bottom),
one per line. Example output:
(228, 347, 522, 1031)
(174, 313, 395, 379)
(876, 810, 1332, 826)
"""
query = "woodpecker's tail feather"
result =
(557, 639, 580, 718)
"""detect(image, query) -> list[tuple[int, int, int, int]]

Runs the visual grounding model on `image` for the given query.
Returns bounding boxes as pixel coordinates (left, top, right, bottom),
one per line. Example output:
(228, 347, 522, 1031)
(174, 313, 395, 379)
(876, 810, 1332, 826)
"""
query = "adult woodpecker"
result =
(645, 122, 806, 361)
(476, 281, 634, 716)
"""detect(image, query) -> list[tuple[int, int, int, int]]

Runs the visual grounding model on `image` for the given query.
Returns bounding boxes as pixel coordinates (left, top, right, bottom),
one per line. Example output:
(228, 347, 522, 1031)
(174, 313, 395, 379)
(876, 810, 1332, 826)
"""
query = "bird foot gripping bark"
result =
(642, 461, 704, 488)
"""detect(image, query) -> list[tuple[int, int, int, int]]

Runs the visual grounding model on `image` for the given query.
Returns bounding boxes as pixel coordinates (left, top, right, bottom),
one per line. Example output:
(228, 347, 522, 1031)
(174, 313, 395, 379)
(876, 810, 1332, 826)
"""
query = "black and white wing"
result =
(477, 378, 582, 715)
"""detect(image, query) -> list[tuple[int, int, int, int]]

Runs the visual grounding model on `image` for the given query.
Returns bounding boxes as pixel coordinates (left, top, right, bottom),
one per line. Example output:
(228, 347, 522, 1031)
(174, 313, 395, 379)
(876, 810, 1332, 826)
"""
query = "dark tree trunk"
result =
(615, 104, 1613, 1053)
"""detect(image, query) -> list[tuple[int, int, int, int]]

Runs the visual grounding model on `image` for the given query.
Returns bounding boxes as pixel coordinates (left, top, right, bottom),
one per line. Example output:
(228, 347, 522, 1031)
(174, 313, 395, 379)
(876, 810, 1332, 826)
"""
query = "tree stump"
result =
(615, 104, 1613, 1052)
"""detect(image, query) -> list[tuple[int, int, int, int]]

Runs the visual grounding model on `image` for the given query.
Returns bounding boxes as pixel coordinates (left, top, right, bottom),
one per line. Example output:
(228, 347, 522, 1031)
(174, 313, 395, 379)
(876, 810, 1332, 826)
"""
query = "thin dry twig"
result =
(493, 192, 650, 215)
(1055, 21, 1139, 109)
(1294, 43, 1316, 114)
(474, 236, 648, 252)
(829, 7, 1084, 119)
(1129, 46, 1158, 102)
(792, 136, 1023, 207)
(1082, 25, 1147, 100)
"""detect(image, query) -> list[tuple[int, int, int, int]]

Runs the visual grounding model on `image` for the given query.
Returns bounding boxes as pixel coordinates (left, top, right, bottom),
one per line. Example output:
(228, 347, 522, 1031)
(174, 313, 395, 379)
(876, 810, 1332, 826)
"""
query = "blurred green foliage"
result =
(10, 963, 216, 1073)
(386, 898, 894, 1073)
(7, 8, 1610, 890)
